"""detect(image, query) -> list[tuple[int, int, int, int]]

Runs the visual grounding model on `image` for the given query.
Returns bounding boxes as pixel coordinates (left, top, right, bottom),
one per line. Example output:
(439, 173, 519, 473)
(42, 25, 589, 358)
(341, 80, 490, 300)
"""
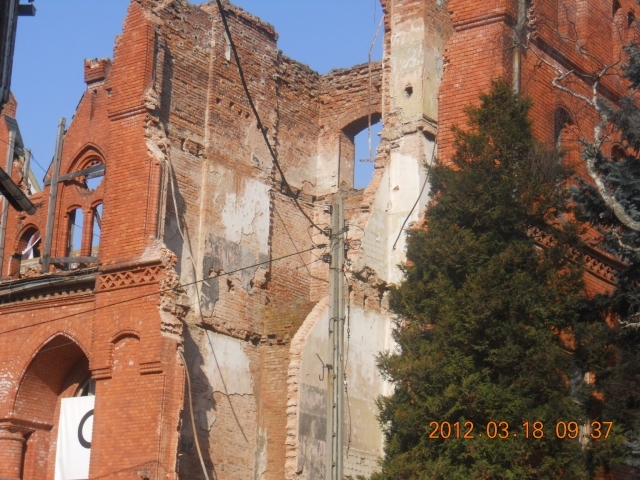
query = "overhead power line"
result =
(0, 244, 325, 336)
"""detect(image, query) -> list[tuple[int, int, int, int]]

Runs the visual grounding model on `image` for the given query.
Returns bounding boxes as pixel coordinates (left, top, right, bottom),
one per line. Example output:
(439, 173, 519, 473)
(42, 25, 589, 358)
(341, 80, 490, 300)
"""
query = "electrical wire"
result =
(0, 244, 324, 336)
(342, 269, 353, 456)
(345, 223, 365, 253)
(0, 134, 49, 186)
(271, 189, 329, 209)
(213, 0, 326, 235)
(391, 140, 437, 250)
(367, 17, 384, 163)
(179, 350, 211, 480)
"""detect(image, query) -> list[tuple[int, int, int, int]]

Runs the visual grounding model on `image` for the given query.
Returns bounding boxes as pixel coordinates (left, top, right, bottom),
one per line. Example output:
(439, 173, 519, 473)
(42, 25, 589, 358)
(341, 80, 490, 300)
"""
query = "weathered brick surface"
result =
(0, 1, 629, 479)
(437, 0, 630, 298)
(0, 0, 384, 477)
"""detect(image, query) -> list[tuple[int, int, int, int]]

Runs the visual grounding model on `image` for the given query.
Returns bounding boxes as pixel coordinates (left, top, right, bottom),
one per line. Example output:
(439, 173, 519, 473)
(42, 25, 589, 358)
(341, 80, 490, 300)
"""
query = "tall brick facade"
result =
(0, 0, 632, 479)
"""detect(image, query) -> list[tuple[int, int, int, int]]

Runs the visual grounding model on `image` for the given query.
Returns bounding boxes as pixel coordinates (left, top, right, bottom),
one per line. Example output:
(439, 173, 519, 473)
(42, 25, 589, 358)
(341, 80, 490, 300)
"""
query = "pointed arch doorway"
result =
(2, 335, 93, 480)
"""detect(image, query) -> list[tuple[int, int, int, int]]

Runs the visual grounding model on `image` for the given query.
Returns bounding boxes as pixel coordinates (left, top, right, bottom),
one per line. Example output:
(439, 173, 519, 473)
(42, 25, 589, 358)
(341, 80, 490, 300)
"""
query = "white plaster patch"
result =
(201, 331, 253, 395)
(221, 178, 270, 256)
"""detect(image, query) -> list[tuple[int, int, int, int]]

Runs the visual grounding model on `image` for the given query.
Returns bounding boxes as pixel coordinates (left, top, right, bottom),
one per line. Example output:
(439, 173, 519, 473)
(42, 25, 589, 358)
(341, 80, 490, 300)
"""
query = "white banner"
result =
(54, 396, 95, 480)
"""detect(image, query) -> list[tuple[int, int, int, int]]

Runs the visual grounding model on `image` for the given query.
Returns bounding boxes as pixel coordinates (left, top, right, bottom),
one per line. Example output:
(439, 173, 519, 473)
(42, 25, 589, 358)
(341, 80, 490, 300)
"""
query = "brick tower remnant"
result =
(0, 0, 391, 478)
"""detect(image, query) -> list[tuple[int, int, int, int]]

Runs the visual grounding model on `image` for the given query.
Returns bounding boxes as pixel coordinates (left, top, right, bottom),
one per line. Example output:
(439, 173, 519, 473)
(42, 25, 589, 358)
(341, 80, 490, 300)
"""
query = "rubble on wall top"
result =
(84, 58, 112, 85)
(323, 61, 382, 79)
(198, 0, 278, 40)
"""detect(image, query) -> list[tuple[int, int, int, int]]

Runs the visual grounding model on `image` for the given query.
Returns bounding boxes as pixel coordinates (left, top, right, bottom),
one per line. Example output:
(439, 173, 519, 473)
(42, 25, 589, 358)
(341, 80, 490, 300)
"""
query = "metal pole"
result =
(326, 195, 345, 480)
(513, 0, 526, 93)
(0, 130, 16, 275)
(42, 118, 65, 273)
(23, 148, 30, 189)
(0, 0, 19, 106)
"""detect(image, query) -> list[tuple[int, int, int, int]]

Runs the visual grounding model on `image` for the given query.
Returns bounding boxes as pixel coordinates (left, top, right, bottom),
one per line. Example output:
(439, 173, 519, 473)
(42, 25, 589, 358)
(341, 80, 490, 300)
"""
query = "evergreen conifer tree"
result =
(570, 42, 640, 473)
(373, 81, 622, 479)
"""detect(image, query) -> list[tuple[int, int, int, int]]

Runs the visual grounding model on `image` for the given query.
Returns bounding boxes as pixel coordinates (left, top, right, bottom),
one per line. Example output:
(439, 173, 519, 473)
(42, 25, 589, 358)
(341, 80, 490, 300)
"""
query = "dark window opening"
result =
(13, 228, 42, 278)
(554, 107, 574, 147)
(628, 11, 636, 28)
(21, 230, 41, 260)
(612, 144, 625, 161)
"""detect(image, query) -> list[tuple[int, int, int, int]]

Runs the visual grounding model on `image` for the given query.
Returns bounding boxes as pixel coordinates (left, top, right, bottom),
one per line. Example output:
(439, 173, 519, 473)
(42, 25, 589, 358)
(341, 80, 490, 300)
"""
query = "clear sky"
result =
(12, 0, 383, 189)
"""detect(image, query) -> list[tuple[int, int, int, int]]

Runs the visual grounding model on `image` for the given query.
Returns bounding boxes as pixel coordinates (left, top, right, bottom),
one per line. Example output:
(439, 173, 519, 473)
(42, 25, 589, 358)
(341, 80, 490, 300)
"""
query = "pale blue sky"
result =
(12, 0, 382, 189)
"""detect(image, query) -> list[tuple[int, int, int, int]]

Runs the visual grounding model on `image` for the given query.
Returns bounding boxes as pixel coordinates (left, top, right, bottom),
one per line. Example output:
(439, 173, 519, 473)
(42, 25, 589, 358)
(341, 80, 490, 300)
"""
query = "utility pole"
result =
(326, 195, 345, 480)
(0, 129, 15, 275)
(42, 118, 65, 273)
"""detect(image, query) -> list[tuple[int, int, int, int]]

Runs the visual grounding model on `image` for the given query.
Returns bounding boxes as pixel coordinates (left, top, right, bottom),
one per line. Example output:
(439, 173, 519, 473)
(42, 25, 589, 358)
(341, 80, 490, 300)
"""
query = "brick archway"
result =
(2, 335, 90, 480)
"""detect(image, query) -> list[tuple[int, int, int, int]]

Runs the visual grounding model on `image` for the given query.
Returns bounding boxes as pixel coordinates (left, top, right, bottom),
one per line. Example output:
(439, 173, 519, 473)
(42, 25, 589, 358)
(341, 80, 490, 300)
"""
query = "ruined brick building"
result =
(0, 0, 633, 479)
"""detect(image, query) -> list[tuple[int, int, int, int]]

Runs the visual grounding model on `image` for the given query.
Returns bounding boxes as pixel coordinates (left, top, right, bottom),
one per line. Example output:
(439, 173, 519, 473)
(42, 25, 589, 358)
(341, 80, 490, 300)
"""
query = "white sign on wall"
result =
(54, 396, 95, 480)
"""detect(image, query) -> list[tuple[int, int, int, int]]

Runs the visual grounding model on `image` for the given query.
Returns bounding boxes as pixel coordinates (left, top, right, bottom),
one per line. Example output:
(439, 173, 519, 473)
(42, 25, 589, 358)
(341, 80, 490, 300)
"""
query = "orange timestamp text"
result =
(428, 421, 613, 440)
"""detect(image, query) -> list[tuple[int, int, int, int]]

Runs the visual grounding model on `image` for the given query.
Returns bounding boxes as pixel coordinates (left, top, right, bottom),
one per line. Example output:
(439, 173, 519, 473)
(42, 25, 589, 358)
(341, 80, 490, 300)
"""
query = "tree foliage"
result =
(373, 81, 622, 480)
(571, 42, 640, 472)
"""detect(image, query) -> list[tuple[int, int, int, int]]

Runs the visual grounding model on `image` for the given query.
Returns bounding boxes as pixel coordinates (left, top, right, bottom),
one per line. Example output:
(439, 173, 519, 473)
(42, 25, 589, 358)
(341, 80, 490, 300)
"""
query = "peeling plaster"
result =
(254, 427, 268, 480)
(201, 331, 253, 395)
(221, 178, 270, 256)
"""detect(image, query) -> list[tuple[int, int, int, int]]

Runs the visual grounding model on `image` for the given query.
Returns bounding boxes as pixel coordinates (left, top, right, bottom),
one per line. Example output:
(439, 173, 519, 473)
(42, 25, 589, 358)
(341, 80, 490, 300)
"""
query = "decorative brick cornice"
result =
(0, 417, 52, 432)
(453, 12, 515, 32)
(96, 264, 163, 292)
(91, 366, 112, 380)
(527, 226, 618, 285)
(0, 289, 94, 311)
(99, 257, 163, 273)
(107, 105, 148, 121)
(139, 360, 164, 375)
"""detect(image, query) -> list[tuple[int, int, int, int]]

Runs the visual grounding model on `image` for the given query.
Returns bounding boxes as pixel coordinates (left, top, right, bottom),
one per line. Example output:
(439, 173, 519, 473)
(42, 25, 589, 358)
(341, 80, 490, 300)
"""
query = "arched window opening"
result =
(628, 11, 636, 29)
(554, 107, 574, 148)
(85, 176, 103, 191)
(12, 227, 42, 278)
(554, 107, 582, 174)
(91, 203, 102, 255)
(612, 144, 625, 161)
(83, 159, 104, 191)
(21, 229, 41, 261)
(67, 208, 84, 268)
(354, 120, 382, 189)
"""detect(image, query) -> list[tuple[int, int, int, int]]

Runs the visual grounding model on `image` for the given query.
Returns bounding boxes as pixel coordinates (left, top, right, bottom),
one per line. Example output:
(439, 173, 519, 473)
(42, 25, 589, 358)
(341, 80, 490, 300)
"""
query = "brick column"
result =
(82, 208, 94, 257)
(0, 425, 25, 480)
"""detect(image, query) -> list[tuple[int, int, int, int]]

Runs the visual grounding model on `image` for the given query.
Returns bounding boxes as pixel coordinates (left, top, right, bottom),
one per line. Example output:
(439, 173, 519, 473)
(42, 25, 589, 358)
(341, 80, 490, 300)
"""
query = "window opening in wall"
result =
(612, 144, 625, 161)
(91, 204, 102, 255)
(67, 208, 84, 266)
(15, 228, 41, 277)
(84, 170, 103, 191)
(85, 176, 102, 191)
(21, 230, 41, 260)
(554, 107, 573, 148)
(354, 120, 382, 189)
(629, 11, 636, 28)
